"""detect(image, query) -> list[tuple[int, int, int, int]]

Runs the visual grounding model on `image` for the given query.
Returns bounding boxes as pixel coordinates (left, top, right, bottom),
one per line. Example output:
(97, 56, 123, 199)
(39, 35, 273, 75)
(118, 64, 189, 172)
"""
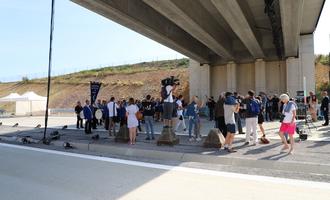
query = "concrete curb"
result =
(48, 139, 330, 176)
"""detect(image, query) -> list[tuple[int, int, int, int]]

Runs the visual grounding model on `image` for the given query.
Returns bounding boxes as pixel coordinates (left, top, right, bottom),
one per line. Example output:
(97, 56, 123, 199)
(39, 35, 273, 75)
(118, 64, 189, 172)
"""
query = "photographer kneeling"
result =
(161, 76, 179, 129)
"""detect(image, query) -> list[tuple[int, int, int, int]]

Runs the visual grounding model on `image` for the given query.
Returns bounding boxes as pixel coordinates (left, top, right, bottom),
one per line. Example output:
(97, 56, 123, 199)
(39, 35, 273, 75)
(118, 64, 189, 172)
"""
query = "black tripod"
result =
(303, 105, 317, 133)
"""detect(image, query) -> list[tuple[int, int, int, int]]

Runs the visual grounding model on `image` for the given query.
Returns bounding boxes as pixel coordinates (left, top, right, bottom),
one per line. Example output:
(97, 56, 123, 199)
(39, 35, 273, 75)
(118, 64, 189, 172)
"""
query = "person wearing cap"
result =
(278, 93, 297, 154)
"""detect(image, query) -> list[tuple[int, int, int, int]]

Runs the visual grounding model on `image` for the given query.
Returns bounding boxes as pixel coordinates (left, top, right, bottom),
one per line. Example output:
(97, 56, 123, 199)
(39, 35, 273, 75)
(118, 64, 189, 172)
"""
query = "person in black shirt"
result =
(207, 96, 216, 121)
(142, 95, 155, 140)
(234, 92, 244, 134)
(321, 91, 329, 126)
(74, 101, 83, 129)
(271, 95, 280, 119)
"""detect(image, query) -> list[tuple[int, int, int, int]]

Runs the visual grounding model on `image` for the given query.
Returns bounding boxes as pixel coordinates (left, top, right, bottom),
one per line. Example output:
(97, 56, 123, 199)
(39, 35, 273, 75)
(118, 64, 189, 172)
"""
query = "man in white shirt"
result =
(107, 97, 119, 136)
(175, 95, 186, 132)
(163, 84, 176, 128)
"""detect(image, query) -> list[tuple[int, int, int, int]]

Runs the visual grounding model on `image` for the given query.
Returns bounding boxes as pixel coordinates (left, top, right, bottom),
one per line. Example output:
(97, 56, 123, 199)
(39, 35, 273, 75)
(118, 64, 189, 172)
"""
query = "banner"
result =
(90, 81, 102, 104)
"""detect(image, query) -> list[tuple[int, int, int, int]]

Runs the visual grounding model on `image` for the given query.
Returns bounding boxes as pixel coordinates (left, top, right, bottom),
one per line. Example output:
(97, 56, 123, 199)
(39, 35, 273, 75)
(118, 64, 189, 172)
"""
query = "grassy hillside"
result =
(0, 59, 189, 111)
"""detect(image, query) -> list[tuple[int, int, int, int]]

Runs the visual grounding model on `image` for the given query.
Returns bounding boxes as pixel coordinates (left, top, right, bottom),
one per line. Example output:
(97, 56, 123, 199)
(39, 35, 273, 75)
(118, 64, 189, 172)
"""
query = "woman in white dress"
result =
(126, 98, 139, 145)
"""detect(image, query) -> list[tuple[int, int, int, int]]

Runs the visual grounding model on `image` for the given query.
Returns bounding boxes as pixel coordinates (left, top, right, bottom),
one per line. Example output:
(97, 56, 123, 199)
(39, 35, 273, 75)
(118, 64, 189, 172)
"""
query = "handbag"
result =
(279, 113, 285, 123)
(136, 111, 143, 120)
(112, 102, 120, 123)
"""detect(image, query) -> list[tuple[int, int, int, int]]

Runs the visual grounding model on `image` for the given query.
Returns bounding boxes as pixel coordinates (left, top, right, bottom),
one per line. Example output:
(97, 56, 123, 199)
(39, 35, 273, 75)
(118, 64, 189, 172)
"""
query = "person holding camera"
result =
(223, 92, 240, 152)
(161, 76, 179, 129)
(278, 94, 297, 154)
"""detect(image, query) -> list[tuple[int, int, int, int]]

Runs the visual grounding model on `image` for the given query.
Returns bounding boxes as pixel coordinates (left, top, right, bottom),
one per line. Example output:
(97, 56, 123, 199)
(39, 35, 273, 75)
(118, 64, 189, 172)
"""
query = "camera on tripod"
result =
(161, 76, 180, 86)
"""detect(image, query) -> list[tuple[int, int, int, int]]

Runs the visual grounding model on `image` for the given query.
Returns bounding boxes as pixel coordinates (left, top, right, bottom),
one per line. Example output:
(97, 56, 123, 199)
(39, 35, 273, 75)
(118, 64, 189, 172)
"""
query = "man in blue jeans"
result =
(142, 95, 155, 140)
(186, 96, 201, 142)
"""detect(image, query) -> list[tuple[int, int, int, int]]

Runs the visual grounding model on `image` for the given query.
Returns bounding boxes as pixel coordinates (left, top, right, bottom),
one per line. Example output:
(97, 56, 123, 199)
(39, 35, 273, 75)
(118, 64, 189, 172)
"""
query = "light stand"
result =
(43, 0, 55, 144)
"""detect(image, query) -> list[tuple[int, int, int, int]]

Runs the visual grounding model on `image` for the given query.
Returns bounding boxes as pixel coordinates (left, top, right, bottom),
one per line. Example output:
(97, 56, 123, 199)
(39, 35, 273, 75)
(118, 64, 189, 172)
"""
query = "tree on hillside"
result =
(315, 54, 330, 65)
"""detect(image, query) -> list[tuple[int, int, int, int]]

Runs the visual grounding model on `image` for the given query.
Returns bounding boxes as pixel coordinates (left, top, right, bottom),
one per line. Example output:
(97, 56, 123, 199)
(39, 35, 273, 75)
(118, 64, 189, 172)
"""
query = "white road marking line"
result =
(1, 142, 330, 189)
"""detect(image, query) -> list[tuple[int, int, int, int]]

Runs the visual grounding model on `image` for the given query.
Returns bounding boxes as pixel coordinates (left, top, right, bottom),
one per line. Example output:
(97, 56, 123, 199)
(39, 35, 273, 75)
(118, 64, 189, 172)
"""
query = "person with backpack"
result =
(256, 96, 269, 144)
(243, 90, 260, 146)
(223, 92, 240, 152)
(142, 95, 155, 140)
(278, 94, 297, 154)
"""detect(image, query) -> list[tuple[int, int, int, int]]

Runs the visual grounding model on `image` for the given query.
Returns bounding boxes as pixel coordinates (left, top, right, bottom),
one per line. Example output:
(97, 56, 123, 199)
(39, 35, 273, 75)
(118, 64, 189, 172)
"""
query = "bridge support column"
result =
(255, 59, 266, 94)
(189, 59, 210, 99)
(226, 61, 237, 92)
(286, 34, 315, 97)
(299, 34, 315, 94)
(286, 57, 301, 96)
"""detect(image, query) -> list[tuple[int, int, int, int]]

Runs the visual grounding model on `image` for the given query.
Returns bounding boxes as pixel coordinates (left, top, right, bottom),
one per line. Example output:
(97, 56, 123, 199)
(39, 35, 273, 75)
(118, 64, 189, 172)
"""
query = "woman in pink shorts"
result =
(278, 94, 297, 154)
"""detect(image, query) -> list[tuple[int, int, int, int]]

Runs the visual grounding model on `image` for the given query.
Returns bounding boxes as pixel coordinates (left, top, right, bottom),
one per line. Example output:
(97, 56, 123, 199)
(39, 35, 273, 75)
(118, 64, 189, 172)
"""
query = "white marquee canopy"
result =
(0, 91, 46, 115)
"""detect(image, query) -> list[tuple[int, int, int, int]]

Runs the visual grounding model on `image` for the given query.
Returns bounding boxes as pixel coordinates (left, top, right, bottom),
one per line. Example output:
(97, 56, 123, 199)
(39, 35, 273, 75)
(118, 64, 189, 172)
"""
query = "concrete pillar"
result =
(255, 59, 266, 94)
(286, 57, 301, 96)
(285, 34, 315, 97)
(189, 59, 210, 100)
(226, 61, 237, 92)
(299, 34, 315, 93)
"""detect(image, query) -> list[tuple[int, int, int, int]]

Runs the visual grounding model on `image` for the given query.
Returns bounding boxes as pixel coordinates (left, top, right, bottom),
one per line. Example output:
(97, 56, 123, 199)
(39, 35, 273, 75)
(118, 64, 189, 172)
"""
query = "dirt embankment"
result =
(0, 59, 189, 111)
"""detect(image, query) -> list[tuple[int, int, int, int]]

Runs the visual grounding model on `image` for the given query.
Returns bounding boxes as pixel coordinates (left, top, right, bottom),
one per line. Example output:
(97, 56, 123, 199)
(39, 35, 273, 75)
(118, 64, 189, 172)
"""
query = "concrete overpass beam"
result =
(143, 0, 234, 60)
(226, 61, 237, 92)
(255, 59, 266, 95)
(211, 0, 265, 59)
(71, 0, 210, 63)
(280, 0, 304, 57)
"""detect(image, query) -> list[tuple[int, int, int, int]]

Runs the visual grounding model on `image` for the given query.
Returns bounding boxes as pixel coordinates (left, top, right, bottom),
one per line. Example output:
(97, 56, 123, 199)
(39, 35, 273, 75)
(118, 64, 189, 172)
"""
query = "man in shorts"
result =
(163, 84, 177, 128)
(223, 92, 240, 153)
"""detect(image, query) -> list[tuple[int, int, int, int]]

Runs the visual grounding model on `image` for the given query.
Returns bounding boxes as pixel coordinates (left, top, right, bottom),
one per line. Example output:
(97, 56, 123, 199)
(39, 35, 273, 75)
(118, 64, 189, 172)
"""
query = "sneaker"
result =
(239, 132, 245, 135)
(227, 148, 237, 153)
(145, 137, 150, 140)
(196, 137, 202, 142)
(189, 137, 195, 142)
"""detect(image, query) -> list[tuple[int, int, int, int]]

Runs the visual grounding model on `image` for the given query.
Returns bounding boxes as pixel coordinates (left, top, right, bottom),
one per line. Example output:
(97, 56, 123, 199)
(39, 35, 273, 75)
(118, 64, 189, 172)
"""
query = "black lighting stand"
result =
(302, 105, 317, 133)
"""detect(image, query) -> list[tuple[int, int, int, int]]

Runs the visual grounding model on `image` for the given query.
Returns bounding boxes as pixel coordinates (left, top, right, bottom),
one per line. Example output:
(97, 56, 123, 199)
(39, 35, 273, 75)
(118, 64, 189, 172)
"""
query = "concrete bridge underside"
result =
(71, 0, 325, 97)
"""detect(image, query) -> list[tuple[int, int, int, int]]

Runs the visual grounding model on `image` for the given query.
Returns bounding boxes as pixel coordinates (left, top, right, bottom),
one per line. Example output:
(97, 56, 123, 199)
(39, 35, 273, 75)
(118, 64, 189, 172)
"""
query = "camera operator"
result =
(161, 76, 179, 129)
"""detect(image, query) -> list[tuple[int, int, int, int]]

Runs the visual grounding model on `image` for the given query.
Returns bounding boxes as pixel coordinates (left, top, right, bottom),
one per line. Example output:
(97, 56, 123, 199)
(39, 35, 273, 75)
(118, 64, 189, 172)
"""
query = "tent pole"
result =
(43, 0, 55, 142)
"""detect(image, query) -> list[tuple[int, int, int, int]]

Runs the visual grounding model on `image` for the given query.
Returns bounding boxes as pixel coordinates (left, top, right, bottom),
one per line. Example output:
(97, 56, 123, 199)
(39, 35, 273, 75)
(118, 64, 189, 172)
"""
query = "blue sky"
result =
(0, 0, 329, 82)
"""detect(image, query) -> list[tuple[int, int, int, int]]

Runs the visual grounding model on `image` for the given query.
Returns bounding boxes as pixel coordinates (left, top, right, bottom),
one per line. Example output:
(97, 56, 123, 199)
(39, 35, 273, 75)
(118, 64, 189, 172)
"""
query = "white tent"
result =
(15, 92, 47, 116)
(0, 93, 25, 102)
(0, 92, 47, 116)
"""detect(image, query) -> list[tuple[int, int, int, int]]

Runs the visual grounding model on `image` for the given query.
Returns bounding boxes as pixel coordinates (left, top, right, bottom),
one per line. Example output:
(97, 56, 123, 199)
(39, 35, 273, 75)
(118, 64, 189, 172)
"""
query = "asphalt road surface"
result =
(0, 143, 329, 200)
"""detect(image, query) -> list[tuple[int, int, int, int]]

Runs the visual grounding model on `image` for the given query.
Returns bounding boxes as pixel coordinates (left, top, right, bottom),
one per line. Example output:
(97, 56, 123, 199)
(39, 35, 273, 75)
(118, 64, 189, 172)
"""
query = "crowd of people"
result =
(74, 87, 329, 154)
